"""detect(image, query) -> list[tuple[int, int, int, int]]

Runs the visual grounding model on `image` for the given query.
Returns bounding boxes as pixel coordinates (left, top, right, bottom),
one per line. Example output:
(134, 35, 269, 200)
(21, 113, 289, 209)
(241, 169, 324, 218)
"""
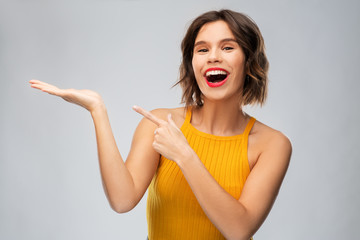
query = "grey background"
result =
(1, 0, 359, 239)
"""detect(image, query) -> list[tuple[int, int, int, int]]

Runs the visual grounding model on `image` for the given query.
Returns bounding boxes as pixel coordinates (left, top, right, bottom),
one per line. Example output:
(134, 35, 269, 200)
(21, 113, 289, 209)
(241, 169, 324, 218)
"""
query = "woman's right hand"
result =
(29, 79, 104, 113)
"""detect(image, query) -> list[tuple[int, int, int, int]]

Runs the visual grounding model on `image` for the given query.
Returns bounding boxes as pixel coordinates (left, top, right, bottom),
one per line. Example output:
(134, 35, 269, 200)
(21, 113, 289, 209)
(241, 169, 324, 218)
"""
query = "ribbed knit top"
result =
(146, 108, 256, 240)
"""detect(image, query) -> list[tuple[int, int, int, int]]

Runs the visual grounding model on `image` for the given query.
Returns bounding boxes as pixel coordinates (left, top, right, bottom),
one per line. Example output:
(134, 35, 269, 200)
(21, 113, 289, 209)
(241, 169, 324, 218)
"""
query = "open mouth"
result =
(205, 69, 229, 87)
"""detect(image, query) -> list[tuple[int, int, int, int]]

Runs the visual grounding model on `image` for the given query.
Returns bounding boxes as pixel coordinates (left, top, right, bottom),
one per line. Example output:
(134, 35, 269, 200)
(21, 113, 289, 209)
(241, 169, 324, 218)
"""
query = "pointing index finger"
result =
(132, 105, 164, 126)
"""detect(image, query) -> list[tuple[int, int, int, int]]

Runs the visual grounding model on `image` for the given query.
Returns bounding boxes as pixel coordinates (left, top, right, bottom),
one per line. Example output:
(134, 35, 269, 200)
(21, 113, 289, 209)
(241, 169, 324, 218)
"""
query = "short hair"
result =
(176, 9, 269, 107)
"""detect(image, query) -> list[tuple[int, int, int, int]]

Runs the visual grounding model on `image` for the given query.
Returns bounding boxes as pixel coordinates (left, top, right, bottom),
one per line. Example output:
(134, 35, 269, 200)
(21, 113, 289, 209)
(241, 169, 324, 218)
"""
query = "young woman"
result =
(30, 9, 291, 240)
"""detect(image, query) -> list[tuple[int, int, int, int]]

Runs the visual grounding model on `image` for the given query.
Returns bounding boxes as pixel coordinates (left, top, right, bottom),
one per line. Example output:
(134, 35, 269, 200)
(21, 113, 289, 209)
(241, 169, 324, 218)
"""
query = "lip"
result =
(204, 67, 229, 88)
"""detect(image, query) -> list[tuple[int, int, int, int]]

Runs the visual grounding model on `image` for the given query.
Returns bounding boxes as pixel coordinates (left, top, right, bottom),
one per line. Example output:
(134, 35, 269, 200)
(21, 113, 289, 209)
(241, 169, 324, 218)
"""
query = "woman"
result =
(30, 9, 291, 240)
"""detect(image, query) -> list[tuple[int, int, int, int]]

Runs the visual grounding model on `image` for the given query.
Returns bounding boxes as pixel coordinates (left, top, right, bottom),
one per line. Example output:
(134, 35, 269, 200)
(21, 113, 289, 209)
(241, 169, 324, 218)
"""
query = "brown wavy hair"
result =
(175, 9, 269, 107)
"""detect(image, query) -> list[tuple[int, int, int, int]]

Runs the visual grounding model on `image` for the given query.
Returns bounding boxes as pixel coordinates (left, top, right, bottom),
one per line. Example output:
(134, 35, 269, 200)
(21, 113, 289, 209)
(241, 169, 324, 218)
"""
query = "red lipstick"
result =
(204, 67, 229, 88)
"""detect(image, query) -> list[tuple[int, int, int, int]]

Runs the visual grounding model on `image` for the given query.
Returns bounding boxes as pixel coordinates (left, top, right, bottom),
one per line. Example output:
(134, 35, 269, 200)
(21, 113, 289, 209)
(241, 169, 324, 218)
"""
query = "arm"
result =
(178, 132, 291, 240)
(91, 106, 160, 212)
(134, 107, 292, 240)
(29, 80, 159, 213)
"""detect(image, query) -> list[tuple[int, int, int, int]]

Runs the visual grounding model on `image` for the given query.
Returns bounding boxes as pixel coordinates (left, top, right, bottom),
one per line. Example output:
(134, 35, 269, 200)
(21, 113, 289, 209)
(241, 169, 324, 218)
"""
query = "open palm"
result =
(29, 80, 103, 112)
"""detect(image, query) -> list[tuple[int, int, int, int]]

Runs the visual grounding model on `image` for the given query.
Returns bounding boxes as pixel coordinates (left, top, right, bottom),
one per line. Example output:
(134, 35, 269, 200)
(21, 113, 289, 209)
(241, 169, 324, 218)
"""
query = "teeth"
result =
(206, 70, 227, 77)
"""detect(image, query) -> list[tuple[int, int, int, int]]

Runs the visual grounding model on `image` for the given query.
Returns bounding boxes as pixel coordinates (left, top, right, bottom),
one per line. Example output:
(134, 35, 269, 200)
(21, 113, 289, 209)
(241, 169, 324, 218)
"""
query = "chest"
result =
(153, 136, 251, 201)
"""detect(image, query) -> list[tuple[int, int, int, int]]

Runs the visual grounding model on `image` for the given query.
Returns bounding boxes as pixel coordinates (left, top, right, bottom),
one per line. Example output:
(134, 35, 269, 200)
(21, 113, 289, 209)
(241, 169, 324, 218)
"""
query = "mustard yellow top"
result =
(147, 108, 256, 240)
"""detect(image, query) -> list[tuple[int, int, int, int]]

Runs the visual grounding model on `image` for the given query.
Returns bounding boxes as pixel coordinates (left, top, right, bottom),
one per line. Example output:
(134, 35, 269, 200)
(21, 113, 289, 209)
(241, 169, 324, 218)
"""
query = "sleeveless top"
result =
(146, 108, 256, 240)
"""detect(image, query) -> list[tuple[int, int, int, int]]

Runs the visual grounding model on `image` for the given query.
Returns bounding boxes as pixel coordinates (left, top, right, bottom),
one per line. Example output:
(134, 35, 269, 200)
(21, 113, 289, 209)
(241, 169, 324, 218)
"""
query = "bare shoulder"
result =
(248, 120, 292, 168)
(253, 121, 291, 150)
(149, 107, 187, 128)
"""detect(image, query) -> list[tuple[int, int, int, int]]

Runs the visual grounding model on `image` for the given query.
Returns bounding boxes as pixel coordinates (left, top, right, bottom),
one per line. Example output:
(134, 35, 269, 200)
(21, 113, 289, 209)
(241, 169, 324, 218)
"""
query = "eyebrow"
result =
(194, 38, 238, 48)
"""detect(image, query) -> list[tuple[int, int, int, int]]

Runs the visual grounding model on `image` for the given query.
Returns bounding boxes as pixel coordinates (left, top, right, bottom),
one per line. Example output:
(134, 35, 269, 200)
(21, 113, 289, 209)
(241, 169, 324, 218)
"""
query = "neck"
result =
(192, 97, 248, 136)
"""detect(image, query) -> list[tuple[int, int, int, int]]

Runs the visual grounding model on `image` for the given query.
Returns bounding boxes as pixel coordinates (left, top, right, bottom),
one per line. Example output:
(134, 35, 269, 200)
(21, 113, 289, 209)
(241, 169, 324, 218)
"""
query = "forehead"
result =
(195, 20, 235, 42)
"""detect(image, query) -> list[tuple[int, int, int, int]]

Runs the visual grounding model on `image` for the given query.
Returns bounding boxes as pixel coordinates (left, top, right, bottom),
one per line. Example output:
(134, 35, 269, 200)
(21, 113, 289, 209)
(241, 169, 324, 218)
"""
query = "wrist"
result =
(176, 146, 199, 169)
(90, 103, 107, 118)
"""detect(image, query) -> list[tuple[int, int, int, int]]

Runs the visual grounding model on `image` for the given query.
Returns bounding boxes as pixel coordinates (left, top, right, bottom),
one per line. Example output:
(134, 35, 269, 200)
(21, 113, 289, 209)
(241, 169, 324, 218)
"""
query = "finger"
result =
(132, 105, 165, 126)
(29, 80, 55, 88)
(29, 79, 40, 84)
(30, 83, 52, 92)
(152, 141, 160, 152)
(30, 80, 57, 90)
(167, 113, 178, 128)
(30, 82, 50, 91)
(29, 79, 44, 84)
(43, 88, 64, 96)
(30, 83, 64, 96)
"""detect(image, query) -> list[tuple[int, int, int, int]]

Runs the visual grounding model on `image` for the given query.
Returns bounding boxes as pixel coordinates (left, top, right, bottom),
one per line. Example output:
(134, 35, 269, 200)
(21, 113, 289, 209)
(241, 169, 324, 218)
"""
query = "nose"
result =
(207, 49, 222, 63)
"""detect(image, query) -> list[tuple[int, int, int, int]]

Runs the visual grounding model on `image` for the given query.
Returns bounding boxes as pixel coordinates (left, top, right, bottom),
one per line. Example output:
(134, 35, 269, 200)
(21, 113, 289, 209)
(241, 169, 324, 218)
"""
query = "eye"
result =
(197, 48, 208, 53)
(223, 46, 234, 51)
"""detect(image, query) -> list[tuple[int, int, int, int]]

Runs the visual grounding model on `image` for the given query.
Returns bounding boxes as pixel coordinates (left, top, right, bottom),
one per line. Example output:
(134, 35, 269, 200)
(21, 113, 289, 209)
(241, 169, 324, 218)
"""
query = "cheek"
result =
(191, 56, 198, 73)
(232, 53, 245, 67)
(233, 58, 246, 78)
(191, 57, 202, 87)
(192, 58, 202, 80)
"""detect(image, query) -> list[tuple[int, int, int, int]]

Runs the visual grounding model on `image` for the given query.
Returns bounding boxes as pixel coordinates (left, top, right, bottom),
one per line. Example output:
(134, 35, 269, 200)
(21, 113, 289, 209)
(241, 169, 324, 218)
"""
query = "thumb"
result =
(167, 113, 177, 128)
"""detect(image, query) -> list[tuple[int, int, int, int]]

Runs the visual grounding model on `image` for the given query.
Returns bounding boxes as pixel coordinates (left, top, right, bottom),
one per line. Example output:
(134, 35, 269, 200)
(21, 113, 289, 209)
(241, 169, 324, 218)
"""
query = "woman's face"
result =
(192, 20, 246, 104)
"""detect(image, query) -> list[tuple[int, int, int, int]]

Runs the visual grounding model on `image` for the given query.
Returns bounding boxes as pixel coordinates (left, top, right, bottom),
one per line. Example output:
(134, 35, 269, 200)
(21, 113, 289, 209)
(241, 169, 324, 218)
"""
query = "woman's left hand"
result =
(133, 106, 193, 163)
